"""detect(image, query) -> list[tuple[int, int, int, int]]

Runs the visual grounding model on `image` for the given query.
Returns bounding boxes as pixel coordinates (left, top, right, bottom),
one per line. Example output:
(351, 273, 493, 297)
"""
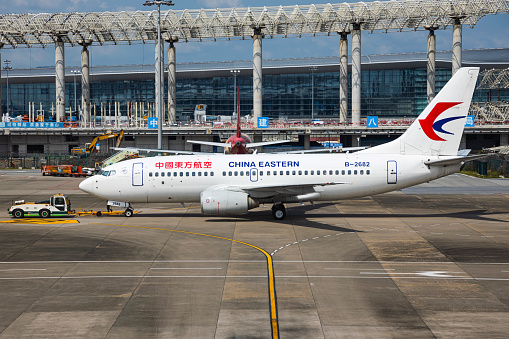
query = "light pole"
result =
(230, 69, 240, 115)
(4, 60, 12, 117)
(310, 66, 318, 120)
(71, 69, 81, 123)
(143, 0, 174, 151)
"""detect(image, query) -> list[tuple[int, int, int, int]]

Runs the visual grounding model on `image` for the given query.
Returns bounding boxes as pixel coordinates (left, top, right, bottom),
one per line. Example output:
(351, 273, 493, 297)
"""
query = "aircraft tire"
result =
(124, 208, 133, 217)
(272, 204, 286, 220)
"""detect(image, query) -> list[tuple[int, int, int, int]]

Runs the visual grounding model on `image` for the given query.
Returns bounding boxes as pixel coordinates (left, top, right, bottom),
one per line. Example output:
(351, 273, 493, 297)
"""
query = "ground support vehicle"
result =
(41, 165, 89, 177)
(9, 194, 72, 218)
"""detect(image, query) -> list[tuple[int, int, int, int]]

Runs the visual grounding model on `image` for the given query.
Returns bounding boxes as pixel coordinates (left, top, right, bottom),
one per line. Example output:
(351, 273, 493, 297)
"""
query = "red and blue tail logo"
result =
(418, 102, 463, 141)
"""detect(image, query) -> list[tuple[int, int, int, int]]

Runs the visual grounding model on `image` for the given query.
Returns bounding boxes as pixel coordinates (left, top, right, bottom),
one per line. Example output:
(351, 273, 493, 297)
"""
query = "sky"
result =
(1, 0, 508, 69)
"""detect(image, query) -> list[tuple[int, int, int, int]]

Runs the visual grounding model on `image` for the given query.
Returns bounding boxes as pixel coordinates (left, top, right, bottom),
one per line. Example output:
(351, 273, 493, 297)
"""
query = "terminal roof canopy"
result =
(0, 0, 508, 48)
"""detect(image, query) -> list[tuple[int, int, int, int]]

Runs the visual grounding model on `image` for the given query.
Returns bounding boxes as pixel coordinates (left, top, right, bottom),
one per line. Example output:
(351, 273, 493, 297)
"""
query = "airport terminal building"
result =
(2, 48, 509, 122)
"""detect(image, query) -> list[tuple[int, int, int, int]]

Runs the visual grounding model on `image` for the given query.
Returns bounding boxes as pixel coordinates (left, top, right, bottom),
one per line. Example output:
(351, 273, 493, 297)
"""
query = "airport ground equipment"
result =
(41, 165, 89, 177)
(76, 201, 136, 217)
(71, 130, 124, 155)
(95, 149, 140, 170)
(9, 194, 72, 218)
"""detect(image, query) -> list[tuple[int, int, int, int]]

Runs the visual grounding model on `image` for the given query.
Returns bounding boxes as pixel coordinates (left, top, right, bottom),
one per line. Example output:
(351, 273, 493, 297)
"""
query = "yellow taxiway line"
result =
(0, 218, 79, 225)
(95, 222, 280, 339)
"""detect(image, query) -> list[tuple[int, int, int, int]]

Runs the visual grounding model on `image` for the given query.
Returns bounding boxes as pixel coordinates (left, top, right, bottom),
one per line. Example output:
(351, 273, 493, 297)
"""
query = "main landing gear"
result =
(271, 203, 286, 220)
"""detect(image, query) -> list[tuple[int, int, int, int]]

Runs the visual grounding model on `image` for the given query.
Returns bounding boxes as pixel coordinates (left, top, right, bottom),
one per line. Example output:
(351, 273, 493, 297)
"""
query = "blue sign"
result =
(322, 142, 343, 148)
(367, 116, 378, 128)
(148, 117, 158, 129)
(257, 117, 269, 128)
(465, 115, 475, 127)
(0, 122, 64, 128)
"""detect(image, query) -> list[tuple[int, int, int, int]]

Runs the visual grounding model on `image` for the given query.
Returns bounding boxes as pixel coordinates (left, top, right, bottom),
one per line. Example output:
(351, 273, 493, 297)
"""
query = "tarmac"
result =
(0, 170, 508, 338)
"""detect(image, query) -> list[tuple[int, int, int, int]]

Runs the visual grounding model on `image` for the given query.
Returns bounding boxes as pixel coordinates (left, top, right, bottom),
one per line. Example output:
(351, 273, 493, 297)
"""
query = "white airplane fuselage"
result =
(81, 152, 458, 203)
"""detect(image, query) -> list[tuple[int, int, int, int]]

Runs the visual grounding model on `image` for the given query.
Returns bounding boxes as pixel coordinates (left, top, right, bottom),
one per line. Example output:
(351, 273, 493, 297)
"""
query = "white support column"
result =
(155, 38, 163, 127)
(79, 40, 92, 127)
(167, 36, 178, 126)
(426, 27, 437, 104)
(252, 26, 263, 121)
(339, 31, 349, 123)
(55, 38, 65, 123)
(452, 18, 462, 75)
(0, 46, 3, 117)
(351, 23, 361, 126)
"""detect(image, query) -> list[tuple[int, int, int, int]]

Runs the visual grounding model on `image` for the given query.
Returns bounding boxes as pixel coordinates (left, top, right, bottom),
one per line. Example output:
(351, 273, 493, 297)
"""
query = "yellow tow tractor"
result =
(71, 130, 124, 154)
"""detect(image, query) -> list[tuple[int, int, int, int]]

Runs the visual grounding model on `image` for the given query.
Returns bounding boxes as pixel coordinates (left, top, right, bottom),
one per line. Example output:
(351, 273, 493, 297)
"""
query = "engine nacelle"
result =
(200, 190, 259, 216)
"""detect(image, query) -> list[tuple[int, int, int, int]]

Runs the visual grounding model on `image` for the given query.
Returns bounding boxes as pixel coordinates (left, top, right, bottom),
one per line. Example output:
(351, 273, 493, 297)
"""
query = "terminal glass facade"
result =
(0, 67, 502, 121)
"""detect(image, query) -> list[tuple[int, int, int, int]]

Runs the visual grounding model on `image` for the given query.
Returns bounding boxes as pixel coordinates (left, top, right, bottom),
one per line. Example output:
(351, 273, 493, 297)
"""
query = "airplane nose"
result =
(79, 177, 94, 194)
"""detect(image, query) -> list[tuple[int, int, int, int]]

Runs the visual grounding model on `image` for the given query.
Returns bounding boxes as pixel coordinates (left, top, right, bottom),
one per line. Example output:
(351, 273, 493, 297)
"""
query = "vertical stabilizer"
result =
(361, 67, 479, 156)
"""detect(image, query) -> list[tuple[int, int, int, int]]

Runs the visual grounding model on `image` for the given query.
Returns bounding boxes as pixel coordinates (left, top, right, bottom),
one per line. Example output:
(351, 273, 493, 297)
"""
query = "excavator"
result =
(71, 130, 124, 155)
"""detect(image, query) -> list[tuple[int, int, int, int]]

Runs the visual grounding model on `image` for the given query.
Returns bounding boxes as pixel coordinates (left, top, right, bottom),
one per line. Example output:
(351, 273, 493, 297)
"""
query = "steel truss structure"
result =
(470, 102, 509, 122)
(0, 0, 508, 48)
(478, 68, 509, 90)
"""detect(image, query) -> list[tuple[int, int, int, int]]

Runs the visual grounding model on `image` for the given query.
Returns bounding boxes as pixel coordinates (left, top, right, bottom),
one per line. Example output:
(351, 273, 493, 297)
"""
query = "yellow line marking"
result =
(0, 219, 79, 224)
(95, 222, 279, 339)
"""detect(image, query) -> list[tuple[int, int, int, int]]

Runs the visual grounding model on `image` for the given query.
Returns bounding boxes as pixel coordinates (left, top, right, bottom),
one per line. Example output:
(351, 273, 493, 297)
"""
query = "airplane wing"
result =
(187, 140, 231, 148)
(280, 146, 368, 154)
(424, 154, 488, 166)
(112, 147, 212, 155)
(221, 181, 349, 199)
(245, 140, 291, 148)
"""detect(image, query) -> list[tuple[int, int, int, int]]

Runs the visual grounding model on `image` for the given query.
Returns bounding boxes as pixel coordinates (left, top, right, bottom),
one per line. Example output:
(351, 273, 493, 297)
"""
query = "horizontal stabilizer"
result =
(424, 154, 488, 166)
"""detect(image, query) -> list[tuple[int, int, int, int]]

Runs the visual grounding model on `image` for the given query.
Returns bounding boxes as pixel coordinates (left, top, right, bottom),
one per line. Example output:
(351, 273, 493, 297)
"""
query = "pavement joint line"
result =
(93, 222, 280, 339)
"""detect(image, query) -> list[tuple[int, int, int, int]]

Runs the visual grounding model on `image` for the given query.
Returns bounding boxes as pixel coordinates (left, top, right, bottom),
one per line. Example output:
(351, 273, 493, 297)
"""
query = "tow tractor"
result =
(9, 194, 72, 218)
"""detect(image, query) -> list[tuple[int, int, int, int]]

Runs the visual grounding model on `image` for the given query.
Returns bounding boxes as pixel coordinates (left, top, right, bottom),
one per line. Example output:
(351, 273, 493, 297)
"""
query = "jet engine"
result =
(200, 190, 259, 215)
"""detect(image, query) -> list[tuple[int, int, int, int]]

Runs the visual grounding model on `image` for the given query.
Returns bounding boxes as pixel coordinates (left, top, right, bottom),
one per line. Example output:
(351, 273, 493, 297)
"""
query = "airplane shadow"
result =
(131, 202, 507, 232)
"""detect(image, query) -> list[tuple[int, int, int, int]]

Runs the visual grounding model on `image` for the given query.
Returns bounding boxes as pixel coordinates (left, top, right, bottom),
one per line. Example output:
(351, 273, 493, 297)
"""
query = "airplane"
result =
(79, 67, 484, 220)
(187, 87, 289, 154)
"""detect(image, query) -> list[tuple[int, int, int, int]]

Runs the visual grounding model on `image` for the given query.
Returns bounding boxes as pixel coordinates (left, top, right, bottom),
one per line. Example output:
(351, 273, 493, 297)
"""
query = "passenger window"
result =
(167, 172, 171, 177)
(223, 171, 226, 176)
(286, 171, 290, 175)
(348, 170, 351, 175)
(335, 170, 339, 175)
(366, 170, 370, 175)
(211, 172, 214, 176)
(180, 172, 184, 177)
(229, 171, 232, 176)
(155, 172, 159, 177)
(280, 171, 283, 175)
(205, 172, 208, 176)
(186, 172, 189, 177)
(360, 170, 364, 175)
(342, 170, 345, 175)
(329, 170, 333, 175)
(260, 171, 263, 176)
(292, 170, 296, 175)
(311, 170, 314, 175)
(354, 170, 357, 175)
(298, 170, 302, 175)
(174, 172, 177, 177)
(192, 172, 196, 176)
(266, 171, 270, 176)
(149, 172, 153, 177)
(304, 170, 308, 175)
(234, 171, 238, 176)
(274, 171, 277, 175)
(317, 171, 320, 175)
(161, 172, 165, 177)
(198, 172, 202, 176)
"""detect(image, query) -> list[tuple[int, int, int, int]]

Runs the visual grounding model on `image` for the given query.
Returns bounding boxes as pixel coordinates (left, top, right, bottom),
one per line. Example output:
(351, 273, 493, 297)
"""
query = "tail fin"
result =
(361, 67, 479, 156)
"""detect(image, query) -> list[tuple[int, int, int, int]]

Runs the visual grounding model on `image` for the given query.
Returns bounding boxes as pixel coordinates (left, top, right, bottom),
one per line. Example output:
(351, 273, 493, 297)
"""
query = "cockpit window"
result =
(102, 171, 110, 176)
(109, 170, 116, 176)
(97, 170, 104, 175)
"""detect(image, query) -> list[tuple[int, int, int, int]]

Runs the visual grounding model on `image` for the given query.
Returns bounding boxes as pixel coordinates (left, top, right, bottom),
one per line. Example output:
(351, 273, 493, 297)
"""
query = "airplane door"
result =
(132, 162, 144, 186)
(387, 160, 397, 184)
(250, 168, 258, 182)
